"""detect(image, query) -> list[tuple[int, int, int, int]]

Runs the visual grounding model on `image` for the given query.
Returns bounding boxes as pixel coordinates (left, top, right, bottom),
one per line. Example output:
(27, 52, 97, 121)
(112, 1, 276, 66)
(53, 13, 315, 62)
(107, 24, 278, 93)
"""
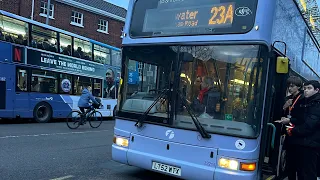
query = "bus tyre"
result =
(33, 102, 52, 123)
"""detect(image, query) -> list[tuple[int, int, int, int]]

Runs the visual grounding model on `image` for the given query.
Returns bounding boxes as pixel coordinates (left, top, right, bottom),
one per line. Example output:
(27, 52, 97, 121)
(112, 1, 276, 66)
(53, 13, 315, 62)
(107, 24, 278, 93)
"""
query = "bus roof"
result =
(0, 10, 121, 51)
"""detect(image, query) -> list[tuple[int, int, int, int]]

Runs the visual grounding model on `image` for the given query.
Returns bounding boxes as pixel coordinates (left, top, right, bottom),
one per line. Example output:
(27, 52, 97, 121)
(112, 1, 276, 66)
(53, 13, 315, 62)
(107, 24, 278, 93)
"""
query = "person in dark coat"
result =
(276, 76, 304, 180)
(286, 80, 320, 180)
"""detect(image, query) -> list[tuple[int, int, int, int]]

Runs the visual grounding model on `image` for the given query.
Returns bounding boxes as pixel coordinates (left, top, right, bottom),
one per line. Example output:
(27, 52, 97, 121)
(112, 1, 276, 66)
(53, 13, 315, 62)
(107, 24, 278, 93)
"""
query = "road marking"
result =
(50, 175, 74, 180)
(0, 130, 109, 139)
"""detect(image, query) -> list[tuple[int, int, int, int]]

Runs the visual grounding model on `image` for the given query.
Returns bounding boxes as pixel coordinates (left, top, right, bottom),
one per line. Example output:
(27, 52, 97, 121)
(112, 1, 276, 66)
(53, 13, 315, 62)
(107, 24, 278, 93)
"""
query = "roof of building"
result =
(57, 0, 127, 21)
(72, 0, 127, 18)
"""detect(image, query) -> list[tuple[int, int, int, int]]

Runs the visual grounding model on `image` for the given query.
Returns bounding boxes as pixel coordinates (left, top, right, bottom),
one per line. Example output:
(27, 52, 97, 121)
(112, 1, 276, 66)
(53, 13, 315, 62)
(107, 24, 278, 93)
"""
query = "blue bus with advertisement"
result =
(0, 10, 139, 123)
(112, 0, 320, 179)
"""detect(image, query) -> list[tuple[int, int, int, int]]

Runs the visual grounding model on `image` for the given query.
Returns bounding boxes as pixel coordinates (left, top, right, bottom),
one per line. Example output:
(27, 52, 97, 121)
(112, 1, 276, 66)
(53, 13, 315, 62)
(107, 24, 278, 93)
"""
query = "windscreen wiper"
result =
(135, 89, 169, 128)
(177, 90, 211, 139)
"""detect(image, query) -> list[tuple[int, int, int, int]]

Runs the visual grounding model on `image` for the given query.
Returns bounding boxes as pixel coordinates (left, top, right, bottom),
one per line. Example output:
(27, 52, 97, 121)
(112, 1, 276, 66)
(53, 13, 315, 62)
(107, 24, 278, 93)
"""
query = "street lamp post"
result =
(46, 0, 51, 24)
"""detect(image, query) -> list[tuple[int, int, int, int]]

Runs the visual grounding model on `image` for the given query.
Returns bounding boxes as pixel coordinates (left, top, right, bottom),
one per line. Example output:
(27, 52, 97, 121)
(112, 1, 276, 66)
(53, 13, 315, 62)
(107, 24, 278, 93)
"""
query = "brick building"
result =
(0, 0, 126, 48)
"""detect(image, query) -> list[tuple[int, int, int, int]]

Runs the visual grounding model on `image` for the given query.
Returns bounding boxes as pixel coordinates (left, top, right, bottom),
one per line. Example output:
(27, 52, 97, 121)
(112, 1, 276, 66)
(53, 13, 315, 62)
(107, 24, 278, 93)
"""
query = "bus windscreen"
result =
(130, 0, 258, 37)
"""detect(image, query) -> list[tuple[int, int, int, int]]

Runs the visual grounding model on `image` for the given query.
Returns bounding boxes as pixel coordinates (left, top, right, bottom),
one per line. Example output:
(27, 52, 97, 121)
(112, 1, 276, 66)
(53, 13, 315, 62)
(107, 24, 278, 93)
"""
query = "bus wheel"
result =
(33, 102, 52, 123)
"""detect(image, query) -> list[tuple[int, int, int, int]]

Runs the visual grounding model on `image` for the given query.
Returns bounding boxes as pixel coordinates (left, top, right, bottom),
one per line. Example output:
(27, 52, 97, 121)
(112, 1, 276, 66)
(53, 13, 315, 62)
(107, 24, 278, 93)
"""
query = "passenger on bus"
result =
(276, 76, 304, 180)
(31, 77, 40, 92)
(0, 27, 5, 41)
(15, 34, 24, 45)
(192, 77, 220, 118)
(74, 47, 84, 58)
(62, 45, 72, 56)
(42, 38, 51, 50)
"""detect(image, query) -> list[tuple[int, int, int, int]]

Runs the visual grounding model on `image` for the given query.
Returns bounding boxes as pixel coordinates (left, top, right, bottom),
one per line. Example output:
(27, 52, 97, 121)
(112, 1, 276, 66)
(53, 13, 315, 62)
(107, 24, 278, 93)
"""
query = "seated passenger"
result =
(74, 47, 84, 58)
(192, 77, 221, 118)
(0, 27, 5, 41)
(15, 34, 24, 45)
(62, 45, 71, 55)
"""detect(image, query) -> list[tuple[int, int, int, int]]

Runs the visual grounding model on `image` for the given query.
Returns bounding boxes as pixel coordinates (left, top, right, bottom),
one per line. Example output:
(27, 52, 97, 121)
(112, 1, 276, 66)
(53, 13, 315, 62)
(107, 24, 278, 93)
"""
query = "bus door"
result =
(14, 68, 30, 117)
(261, 50, 289, 179)
(0, 64, 15, 118)
(0, 77, 6, 110)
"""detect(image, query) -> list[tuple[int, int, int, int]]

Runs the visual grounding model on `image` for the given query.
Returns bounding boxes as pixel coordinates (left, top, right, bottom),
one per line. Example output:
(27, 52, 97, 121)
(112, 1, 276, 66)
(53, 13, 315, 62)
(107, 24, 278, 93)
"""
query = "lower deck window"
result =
(31, 69, 58, 93)
(15, 67, 102, 97)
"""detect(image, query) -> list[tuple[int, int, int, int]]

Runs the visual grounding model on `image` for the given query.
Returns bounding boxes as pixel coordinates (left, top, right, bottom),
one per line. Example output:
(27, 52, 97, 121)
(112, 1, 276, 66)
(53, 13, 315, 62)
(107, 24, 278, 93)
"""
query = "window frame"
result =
(97, 19, 109, 34)
(39, 1, 55, 19)
(93, 44, 111, 64)
(16, 67, 29, 92)
(71, 11, 84, 28)
(30, 69, 59, 94)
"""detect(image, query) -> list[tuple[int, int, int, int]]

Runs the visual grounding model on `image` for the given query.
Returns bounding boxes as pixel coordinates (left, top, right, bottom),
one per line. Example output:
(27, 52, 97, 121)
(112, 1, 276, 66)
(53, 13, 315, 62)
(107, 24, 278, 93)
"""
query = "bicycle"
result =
(66, 103, 103, 129)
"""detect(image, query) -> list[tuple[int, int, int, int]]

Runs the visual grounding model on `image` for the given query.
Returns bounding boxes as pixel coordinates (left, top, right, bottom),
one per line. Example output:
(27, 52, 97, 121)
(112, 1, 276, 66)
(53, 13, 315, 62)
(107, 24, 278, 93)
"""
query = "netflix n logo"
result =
(13, 46, 24, 63)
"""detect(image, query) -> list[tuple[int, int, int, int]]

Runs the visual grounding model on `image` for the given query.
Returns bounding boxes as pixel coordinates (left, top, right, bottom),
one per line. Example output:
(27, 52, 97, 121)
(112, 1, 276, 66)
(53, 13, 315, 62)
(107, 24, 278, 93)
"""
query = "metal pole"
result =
(31, 0, 35, 20)
(46, 0, 51, 24)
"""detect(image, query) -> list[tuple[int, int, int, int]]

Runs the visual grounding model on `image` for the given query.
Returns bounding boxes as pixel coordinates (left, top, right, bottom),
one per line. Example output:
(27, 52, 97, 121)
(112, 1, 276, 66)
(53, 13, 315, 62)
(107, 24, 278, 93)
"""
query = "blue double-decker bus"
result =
(112, 0, 320, 179)
(0, 10, 139, 123)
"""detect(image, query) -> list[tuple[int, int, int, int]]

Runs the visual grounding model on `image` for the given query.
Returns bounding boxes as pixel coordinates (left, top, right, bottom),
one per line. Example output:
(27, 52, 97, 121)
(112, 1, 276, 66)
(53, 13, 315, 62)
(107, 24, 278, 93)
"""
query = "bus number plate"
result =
(151, 162, 181, 176)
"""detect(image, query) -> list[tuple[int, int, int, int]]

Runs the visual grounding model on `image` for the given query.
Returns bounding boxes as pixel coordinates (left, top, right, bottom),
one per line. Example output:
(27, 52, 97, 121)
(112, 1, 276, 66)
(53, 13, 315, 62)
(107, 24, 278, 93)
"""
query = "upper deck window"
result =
(31, 25, 58, 53)
(73, 38, 92, 60)
(0, 15, 28, 45)
(130, 0, 258, 37)
(94, 44, 110, 64)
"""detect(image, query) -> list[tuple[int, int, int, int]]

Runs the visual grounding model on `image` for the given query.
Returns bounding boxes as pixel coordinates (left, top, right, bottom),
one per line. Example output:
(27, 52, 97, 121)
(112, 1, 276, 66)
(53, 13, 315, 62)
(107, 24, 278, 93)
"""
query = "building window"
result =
(40, 1, 54, 19)
(97, 19, 108, 34)
(71, 11, 83, 27)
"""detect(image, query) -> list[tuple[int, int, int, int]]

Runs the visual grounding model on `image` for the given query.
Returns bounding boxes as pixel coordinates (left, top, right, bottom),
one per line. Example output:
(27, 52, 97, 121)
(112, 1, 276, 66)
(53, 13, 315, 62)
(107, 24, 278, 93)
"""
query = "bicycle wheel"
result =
(66, 110, 82, 129)
(88, 110, 103, 128)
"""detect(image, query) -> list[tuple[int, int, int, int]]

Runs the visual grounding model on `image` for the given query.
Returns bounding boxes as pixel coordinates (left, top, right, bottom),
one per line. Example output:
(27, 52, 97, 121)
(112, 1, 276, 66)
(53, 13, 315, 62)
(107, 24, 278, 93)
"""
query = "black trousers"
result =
(287, 145, 318, 180)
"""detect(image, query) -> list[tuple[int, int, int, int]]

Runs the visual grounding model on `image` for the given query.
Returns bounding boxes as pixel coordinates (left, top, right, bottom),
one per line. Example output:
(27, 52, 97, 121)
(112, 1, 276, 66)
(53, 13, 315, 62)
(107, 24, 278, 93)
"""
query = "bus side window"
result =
(16, 68, 28, 92)
(60, 34, 72, 56)
(0, 15, 29, 46)
(74, 38, 92, 60)
(31, 25, 57, 53)
(94, 44, 110, 64)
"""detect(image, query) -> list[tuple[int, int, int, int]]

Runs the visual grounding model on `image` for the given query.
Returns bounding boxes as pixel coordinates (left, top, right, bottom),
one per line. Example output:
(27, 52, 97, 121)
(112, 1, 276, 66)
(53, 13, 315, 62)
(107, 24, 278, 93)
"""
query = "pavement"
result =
(0, 120, 178, 180)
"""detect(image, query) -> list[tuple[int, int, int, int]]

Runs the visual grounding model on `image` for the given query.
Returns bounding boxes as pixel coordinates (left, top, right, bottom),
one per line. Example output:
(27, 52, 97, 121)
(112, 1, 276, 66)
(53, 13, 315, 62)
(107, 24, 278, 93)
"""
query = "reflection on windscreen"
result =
(174, 45, 263, 137)
(120, 45, 265, 137)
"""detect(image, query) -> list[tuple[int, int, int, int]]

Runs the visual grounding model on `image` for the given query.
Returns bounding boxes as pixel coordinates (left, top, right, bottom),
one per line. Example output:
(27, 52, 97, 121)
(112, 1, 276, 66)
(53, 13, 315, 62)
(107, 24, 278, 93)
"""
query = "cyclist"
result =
(78, 84, 100, 124)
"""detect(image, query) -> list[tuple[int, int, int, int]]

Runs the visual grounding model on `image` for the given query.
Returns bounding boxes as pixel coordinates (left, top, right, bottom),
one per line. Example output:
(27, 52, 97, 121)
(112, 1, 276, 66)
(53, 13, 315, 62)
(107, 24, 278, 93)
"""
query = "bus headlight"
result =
(218, 158, 239, 171)
(113, 136, 129, 147)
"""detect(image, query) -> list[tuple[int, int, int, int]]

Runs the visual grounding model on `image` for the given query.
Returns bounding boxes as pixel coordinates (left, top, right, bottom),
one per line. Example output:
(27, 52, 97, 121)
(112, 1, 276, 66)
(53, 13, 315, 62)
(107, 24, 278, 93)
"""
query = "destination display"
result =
(130, 0, 257, 37)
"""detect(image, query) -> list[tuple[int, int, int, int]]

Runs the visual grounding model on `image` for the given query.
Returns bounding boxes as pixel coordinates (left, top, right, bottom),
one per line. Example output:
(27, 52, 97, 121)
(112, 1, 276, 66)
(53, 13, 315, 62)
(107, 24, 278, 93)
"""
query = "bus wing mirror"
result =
(276, 57, 289, 74)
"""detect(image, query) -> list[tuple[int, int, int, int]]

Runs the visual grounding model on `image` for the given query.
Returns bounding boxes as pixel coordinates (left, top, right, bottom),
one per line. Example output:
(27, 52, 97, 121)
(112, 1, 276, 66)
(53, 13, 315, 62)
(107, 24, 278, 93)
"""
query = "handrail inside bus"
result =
(267, 123, 276, 149)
